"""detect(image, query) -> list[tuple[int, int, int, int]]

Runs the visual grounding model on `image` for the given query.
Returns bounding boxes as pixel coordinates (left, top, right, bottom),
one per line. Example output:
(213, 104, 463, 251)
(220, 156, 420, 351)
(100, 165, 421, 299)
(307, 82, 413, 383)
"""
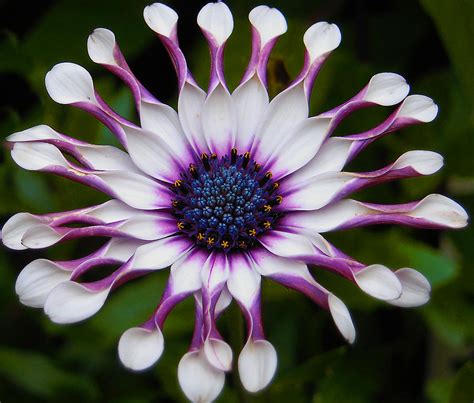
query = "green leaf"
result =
(419, 0, 474, 109)
(449, 361, 474, 403)
(0, 347, 99, 399)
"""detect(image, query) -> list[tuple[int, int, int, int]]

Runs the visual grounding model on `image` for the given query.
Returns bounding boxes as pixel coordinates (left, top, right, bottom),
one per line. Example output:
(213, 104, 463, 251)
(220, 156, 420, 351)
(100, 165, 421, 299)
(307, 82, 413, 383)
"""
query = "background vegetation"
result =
(0, 0, 472, 401)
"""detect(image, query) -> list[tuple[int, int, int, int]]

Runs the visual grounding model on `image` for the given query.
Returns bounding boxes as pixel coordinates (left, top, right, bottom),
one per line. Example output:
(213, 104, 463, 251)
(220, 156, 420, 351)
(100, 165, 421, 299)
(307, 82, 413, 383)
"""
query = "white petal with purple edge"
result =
(11, 142, 68, 171)
(238, 339, 277, 392)
(328, 294, 356, 343)
(388, 268, 431, 307)
(397, 95, 438, 122)
(259, 230, 315, 258)
(1, 213, 43, 250)
(303, 22, 341, 62)
(21, 225, 62, 249)
(87, 28, 116, 65)
(143, 3, 178, 37)
(410, 194, 468, 228)
(249, 6, 287, 47)
(391, 150, 443, 175)
(353, 264, 402, 300)
(118, 327, 164, 370)
(44, 281, 110, 324)
(16, 260, 71, 308)
(178, 350, 225, 403)
(363, 73, 409, 106)
(204, 338, 233, 372)
(7, 124, 63, 142)
(45, 63, 97, 105)
(197, 2, 233, 46)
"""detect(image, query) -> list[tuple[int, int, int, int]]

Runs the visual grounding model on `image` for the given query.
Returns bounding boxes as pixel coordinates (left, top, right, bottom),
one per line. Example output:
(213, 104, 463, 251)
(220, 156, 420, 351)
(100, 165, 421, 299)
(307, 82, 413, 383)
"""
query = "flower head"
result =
(2, 2, 468, 401)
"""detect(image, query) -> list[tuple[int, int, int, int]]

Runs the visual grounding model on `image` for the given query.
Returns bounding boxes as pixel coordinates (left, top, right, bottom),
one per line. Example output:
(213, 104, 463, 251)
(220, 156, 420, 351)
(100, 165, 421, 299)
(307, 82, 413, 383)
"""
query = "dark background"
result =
(0, 0, 473, 402)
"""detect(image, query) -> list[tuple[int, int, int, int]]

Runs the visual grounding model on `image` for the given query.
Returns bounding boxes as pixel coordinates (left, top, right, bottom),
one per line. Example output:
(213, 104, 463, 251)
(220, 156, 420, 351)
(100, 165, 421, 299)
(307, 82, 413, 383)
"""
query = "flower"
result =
(1, 2, 468, 401)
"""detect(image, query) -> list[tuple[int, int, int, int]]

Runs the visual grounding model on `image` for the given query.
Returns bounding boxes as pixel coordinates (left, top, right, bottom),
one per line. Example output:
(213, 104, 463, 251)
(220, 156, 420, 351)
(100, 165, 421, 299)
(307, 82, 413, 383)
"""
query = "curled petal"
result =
(2, 213, 43, 250)
(143, 3, 178, 38)
(249, 6, 287, 50)
(45, 62, 97, 105)
(15, 260, 71, 308)
(44, 281, 110, 324)
(87, 28, 117, 65)
(118, 326, 164, 371)
(363, 73, 410, 106)
(178, 350, 225, 403)
(328, 294, 356, 344)
(303, 22, 341, 63)
(197, 2, 233, 46)
(353, 264, 402, 300)
(203, 338, 233, 372)
(387, 268, 431, 307)
(238, 339, 277, 393)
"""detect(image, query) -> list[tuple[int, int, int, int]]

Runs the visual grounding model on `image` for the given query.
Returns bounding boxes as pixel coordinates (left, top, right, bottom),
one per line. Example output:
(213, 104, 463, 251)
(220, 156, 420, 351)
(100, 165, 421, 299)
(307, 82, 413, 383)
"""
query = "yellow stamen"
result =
(248, 228, 257, 237)
(221, 240, 230, 248)
(177, 222, 185, 230)
(263, 205, 272, 213)
(207, 237, 215, 246)
(263, 221, 271, 229)
(197, 232, 205, 241)
(276, 196, 283, 204)
(174, 179, 182, 187)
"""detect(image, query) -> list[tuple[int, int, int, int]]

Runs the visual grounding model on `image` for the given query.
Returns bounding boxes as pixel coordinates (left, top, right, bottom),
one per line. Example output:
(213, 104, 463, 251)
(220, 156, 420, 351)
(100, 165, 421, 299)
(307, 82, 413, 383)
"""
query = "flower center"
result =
(171, 149, 282, 252)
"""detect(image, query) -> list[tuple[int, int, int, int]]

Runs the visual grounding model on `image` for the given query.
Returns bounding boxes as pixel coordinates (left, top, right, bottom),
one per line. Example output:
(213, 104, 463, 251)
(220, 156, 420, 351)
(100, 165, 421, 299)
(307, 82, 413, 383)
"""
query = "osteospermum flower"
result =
(2, 2, 468, 401)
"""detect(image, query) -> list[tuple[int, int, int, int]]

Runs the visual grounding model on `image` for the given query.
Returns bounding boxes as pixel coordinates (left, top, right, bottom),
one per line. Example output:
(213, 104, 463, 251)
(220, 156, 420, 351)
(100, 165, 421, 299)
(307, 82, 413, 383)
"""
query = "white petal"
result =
(45, 63, 97, 105)
(238, 339, 277, 393)
(103, 238, 145, 261)
(283, 199, 366, 232)
(117, 213, 176, 240)
(259, 230, 315, 258)
(227, 261, 260, 308)
(7, 124, 63, 142)
(1, 213, 43, 250)
(87, 28, 116, 65)
(16, 260, 71, 308)
(397, 95, 438, 122)
(118, 327, 164, 370)
(197, 2, 233, 46)
(44, 281, 110, 324)
(170, 250, 205, 295)
(270, 117, 331, 177)
(139, 102, 190, 159)
(255, 83, 308, 161)
(391, 150, 443, 175)
(363, 73, 409, 106)
(76, 144, 140, 172)
(303, 22, 341, 63)
(143, 3, 178, 37)
(204, 338, 233, 371)
(215, 288, 233, 315)
(21, 225, 62, 249)
(328, 294, 356, 343)
(132, 236, 192, 270)
(233, 75, 269, 152)
(249, 6, 287, 48)
(86, 199, 136, 222)
(96, 171, 169, 210)
(11, 142, 68, 171)
(178, 350, 225, 403)
(202, 84, 236, 153)
(251, 249, 310, 280)
(353, 264, 402, 300)
(285, 138, 352, 186)
(388, 268, 431, 307)
(122, 125, 180, 182)
(178, 82, 207, 150)
(409, 194, 468, 228)
(282, 172, 353, 211)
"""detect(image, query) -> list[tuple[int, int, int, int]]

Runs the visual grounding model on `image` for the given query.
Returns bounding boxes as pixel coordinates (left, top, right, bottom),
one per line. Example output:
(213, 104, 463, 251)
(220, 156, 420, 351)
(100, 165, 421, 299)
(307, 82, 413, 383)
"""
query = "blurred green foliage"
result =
(0, 0, 473, 402)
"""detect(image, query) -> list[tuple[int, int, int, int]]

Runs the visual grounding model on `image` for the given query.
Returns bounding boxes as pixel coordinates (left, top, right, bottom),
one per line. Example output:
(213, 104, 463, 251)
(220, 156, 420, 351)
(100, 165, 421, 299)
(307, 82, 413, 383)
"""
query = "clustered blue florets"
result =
(171, 149, 282, 251)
